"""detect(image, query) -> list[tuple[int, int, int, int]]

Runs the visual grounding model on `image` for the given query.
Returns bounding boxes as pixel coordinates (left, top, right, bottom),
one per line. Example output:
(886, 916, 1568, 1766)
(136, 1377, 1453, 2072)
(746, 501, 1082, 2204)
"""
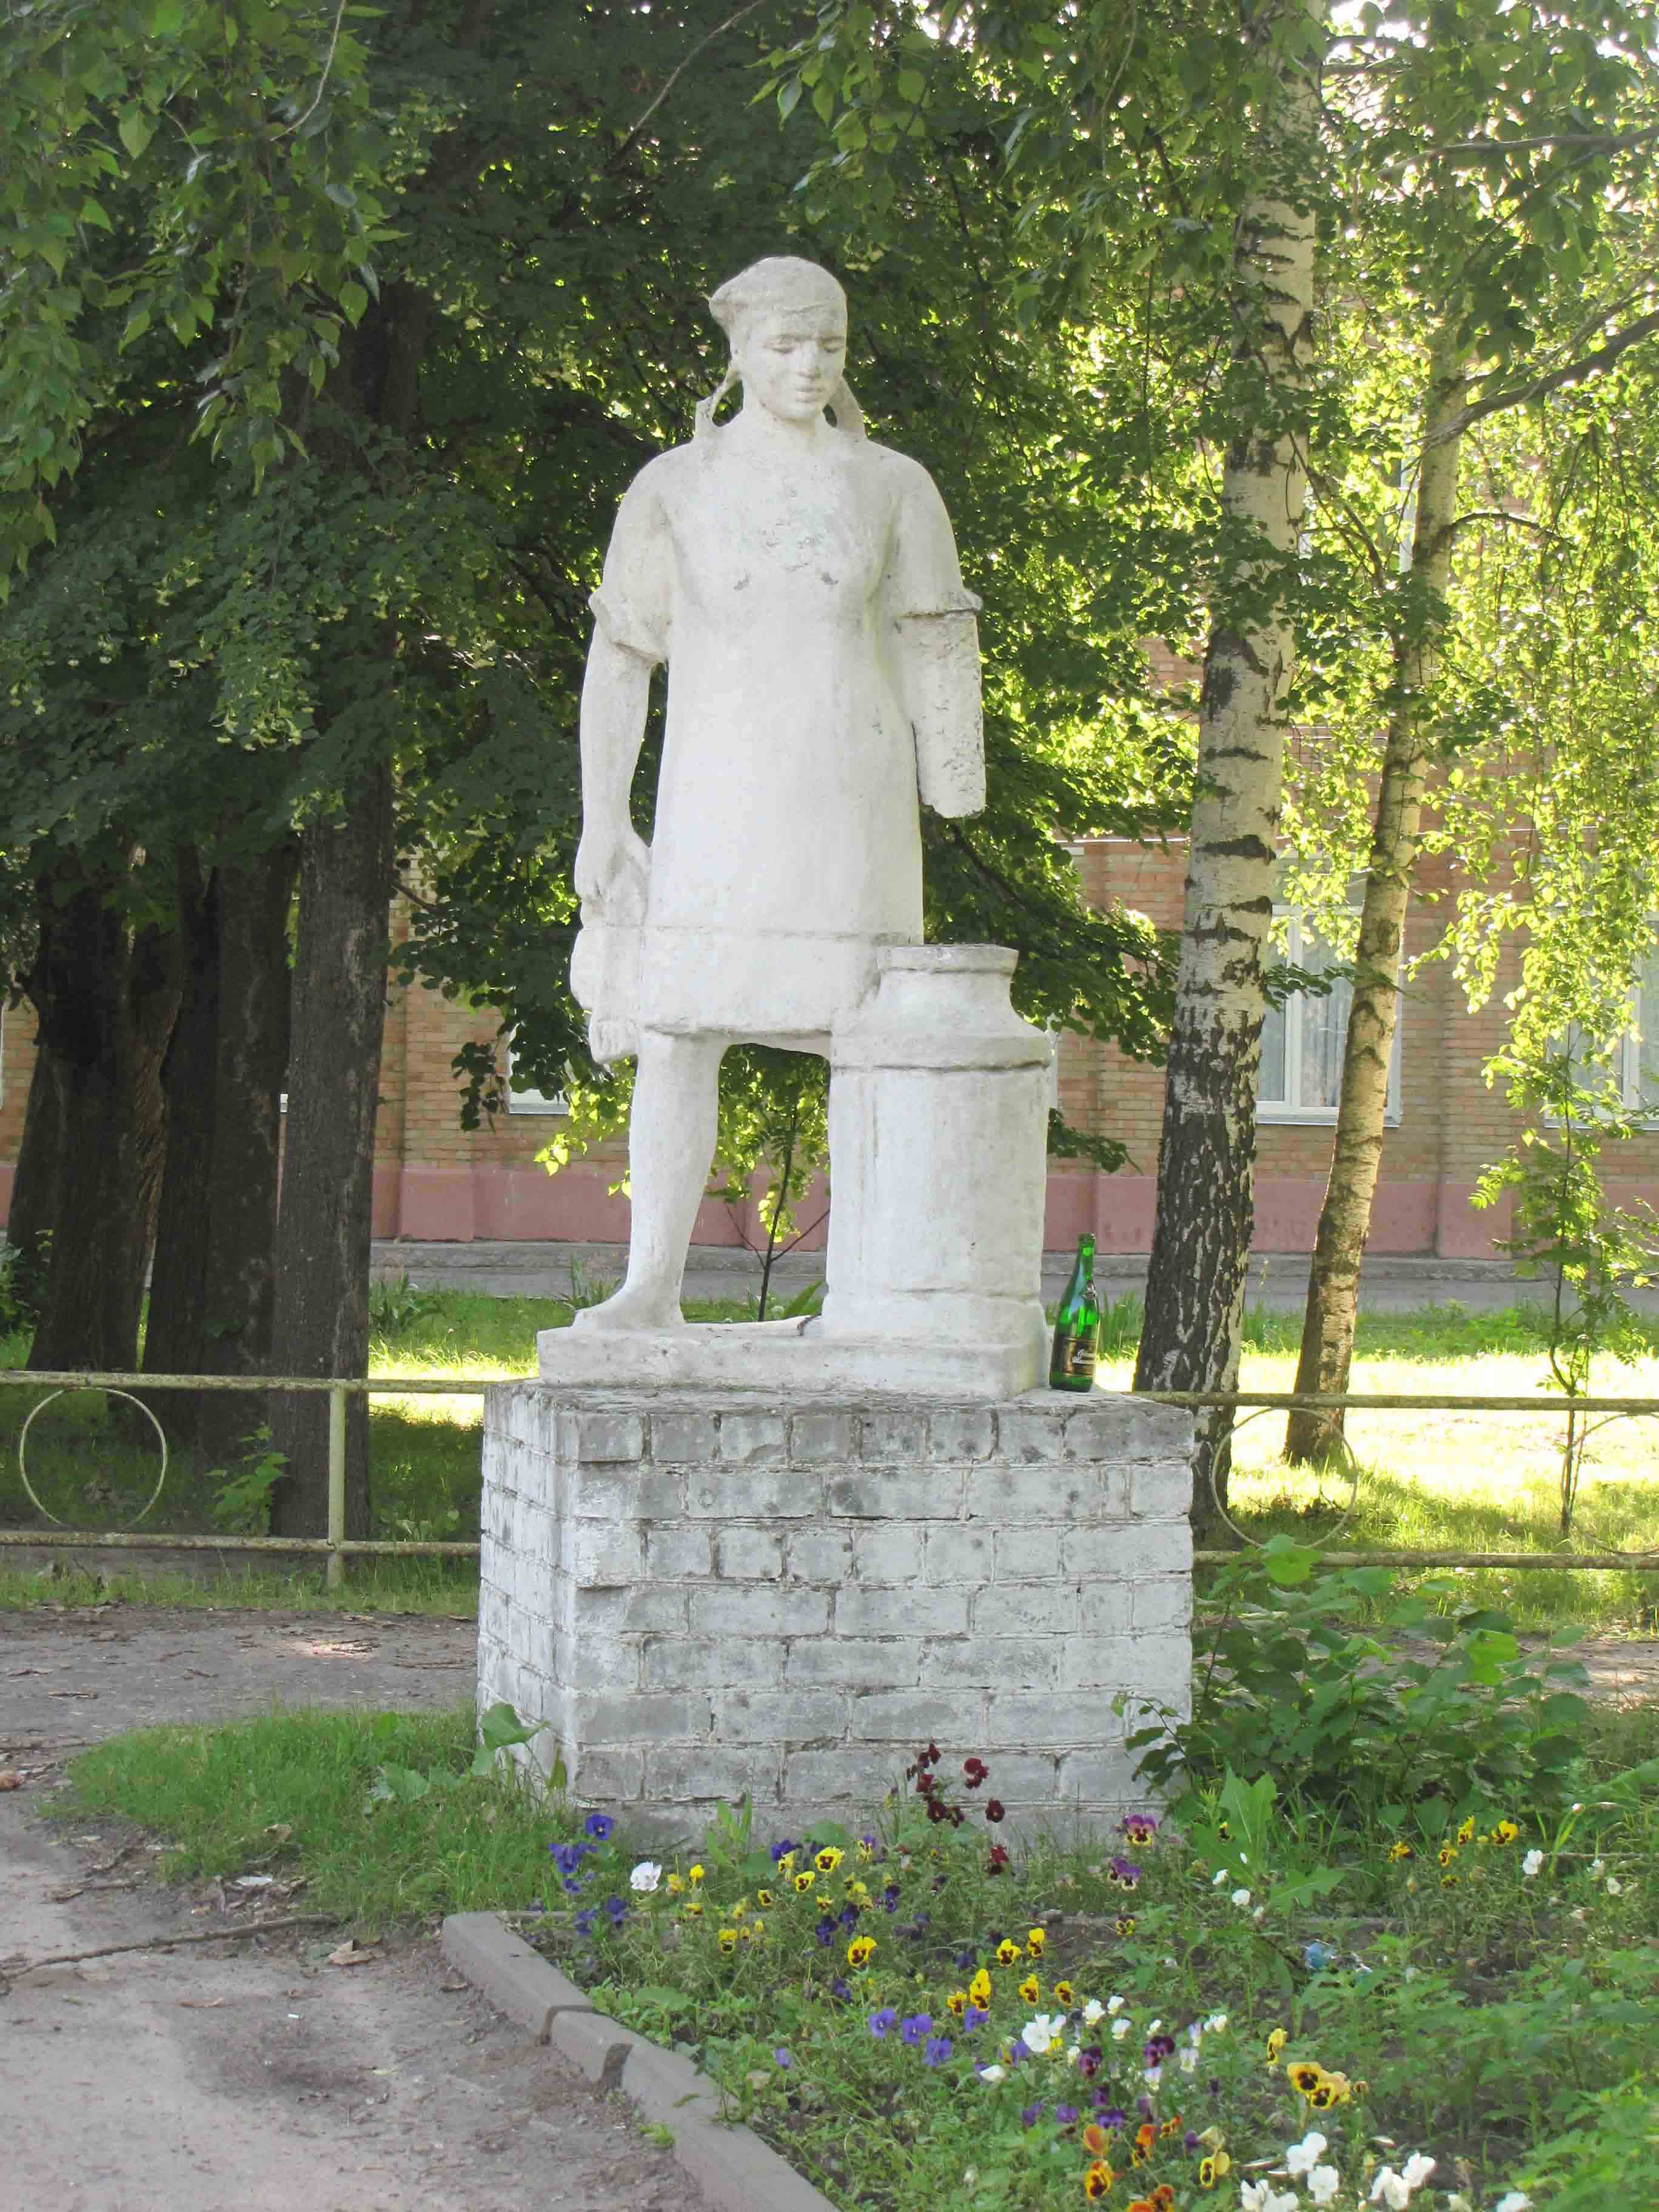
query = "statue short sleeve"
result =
(589, 469, 672, 666)
(885, 461, 985, 817)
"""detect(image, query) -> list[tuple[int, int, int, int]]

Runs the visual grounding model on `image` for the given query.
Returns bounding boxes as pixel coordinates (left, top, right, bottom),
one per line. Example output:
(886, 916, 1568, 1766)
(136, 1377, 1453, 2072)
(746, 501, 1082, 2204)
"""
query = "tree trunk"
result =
(196, 845, 296, 1469)
(1285, 337, 1467, 1461)
(1133, 4, 1321, 1543)
(268, 770, 394, 1537)
(142, 851, 220, 1441)
(4, 1036, 65, 1326)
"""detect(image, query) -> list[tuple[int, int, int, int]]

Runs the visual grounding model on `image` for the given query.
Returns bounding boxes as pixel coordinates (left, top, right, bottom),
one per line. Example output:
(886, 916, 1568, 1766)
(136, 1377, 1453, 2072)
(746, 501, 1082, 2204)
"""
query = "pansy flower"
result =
(997, 1939, 1022, 1966)
(1019, 1974, 1041, 2005)
(1387, 1840, 1413, 1862)
(1084, 2163, 1116, 2202)
(1082, 2122, 1114, 2155)
(1456, 1816, 1476, 1845)
(1265, 2028, 1288, 2066)
(583, 1812, 614, 1841)
(947, 1990, 969, 2017)
(1027, 1926, 1047, 1957)
(968, 1969, 993, 2008)
(717, 1927, 738, 1955)
(925, 2035, 953, 2067)
(793, 1869, 816, 1893)
(1054, 1980, 1074, 2006)
(846, 1935, 876, 1968)
(964, 2005, 990, 2032)
(1122, 1812, 1159, 1845)
(900, 2013, 933, 2046)
(1114, 1916, 1136, 1938)
(867, 2008, 897, 2039)
(816, 1845, 844, 1875)
(1491, 1818, 1520, 1845)
(769, 1837, 798, 1865)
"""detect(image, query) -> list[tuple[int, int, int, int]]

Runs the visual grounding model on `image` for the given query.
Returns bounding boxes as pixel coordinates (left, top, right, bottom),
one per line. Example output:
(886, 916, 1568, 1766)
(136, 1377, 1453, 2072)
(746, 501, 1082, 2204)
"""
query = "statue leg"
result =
(572, 1028, 725, 1332)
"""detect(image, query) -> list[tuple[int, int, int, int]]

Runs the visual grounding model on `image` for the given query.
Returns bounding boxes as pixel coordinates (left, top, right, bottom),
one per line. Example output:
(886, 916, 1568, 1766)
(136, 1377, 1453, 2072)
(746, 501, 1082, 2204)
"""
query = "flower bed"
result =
(525, 1731, 1657, 2212)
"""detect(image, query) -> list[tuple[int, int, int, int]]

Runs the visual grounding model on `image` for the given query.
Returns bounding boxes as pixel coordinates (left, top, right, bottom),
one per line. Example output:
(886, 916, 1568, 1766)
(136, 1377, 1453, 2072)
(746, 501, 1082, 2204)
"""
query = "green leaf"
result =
(896, 67, 925, 103)
(118, 108, 155, 161)
(338, 280, 369, 325)
(777, 77, 802, 121)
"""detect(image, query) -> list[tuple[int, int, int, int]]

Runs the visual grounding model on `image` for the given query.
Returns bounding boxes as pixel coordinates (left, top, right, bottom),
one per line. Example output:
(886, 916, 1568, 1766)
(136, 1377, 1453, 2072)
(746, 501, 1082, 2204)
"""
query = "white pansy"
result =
(1213, 1867, 1229, 1886)
(629, 1860, 663, 1893)
(1605, 1874, 1623, 1894)
(1285, 2130, 1329, 2176)
(1230, 1888, 1252, 1908)
(1022, 2013, 1064, 2054)
(1401, 2153, 1436, 2190)
(1589, 1858, 1604, 1878)
(1493, 2194, 1532, 2212)
(1178, 2045, 1199, 2073)
(1106, 1994, 1125, 2015)
(1082, 1999, 1105, 2026)
(1241, 2185, 1299, 2212)
(1370, 2170, 1411, 2210)
(1570, 1905, 1588, 1923)
(1204, 2011, 1228, 2034)
(1521, 1849, 1544, 1878)
(1067, 2042, 1081, 2065)
(1146, 2019, 1162, 2034)
(1111, 2017, 1132, 2040)
(1307, 2168, 1342, 2207)
(1253, 1905, 1267, 1922)
(977, 2063, 1006, 2085)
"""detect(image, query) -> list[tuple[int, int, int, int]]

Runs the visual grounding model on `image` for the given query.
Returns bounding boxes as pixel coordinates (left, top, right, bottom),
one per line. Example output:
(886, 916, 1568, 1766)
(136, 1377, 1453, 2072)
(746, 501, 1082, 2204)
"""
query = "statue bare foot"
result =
(570, 1282, 688, 1333)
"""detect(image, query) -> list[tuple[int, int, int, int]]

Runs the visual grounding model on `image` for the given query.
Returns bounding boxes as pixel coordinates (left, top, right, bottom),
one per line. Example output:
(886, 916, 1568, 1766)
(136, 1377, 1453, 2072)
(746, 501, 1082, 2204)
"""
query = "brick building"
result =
(4, 840, 1657, 1259)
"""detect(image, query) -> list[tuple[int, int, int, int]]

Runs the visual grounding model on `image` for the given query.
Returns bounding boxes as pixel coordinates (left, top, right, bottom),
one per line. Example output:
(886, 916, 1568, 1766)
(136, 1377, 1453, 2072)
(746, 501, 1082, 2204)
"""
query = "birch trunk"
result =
(1134, 4, 1321, 1541)
(1285, 336, 1466, 1463)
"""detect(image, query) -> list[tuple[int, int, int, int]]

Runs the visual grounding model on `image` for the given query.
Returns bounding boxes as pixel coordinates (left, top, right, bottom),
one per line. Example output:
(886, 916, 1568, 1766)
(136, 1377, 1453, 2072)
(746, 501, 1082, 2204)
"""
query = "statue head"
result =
(696, 256, 865, 440)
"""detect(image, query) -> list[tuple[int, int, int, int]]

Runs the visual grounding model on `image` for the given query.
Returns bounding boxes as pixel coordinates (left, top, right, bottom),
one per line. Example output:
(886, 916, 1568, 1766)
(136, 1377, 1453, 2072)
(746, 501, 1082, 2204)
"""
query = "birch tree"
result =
(1131, 4, 1323, 1529)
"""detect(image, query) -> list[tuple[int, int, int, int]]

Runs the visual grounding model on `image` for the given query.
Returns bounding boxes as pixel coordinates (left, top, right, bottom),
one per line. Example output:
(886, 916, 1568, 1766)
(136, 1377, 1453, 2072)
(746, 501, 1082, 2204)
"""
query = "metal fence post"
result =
(327, 1385, 347, 1589)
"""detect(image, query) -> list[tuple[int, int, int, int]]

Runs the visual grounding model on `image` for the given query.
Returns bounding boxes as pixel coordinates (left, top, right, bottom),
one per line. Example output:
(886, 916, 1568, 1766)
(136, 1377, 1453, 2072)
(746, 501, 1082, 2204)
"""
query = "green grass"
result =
(64, 1704, 558, 1931)
(4, 1290, 1658, 1629)
(56, 1695, 1659, 2211)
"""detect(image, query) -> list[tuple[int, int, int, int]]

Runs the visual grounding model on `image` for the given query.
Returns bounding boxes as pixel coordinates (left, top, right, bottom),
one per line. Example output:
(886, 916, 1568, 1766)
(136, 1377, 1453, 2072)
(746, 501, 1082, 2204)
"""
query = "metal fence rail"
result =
(0, 1369, 1655, 1583)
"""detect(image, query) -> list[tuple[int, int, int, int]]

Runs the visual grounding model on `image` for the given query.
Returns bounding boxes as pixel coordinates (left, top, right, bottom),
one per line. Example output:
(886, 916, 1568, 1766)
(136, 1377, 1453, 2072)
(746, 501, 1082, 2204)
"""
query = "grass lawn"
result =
(3, 1290, 1657, 1628)
(60, 1645, 1659, 2212)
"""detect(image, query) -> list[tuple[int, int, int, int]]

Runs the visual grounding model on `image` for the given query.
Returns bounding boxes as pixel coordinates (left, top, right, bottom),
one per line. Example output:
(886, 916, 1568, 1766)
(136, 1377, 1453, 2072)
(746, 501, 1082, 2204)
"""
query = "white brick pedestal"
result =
(478, 1386, 1194, 1841)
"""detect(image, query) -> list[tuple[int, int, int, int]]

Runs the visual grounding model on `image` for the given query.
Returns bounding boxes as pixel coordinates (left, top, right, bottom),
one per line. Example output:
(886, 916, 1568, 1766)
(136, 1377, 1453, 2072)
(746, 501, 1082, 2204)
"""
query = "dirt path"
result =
(0, 1603, 711, 2212)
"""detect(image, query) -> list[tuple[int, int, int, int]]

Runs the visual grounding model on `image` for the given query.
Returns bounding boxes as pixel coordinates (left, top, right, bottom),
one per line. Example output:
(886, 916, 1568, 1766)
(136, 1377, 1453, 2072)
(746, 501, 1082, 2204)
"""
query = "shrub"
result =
(1122, 1538, 1591, 1832)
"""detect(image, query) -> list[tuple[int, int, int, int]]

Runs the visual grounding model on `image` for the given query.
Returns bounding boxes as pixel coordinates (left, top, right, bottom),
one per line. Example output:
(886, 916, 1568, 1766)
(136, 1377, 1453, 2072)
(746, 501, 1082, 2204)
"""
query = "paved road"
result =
(0, 1604, 709, 2212)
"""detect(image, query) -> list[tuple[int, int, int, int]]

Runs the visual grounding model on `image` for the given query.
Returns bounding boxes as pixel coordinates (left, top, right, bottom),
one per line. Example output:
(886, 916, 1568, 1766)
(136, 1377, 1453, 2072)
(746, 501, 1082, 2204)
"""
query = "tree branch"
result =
(605, 1, 770, 175)
(1419, 124, 1659, 158)
(1427, 311, 1659, 446)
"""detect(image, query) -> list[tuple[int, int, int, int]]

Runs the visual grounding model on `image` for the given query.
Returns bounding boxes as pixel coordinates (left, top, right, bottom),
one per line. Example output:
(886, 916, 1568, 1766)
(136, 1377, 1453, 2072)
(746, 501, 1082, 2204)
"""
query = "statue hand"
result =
(575, 823, 651, 922)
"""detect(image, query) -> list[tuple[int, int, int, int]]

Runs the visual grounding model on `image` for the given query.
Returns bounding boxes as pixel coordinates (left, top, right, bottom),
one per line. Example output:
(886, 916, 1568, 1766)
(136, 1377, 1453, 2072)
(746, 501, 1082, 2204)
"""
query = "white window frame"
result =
(1556, 947, 1659, 1124)
(1257, 908, 1403, 1128)
(505, 1034, 569, 1118)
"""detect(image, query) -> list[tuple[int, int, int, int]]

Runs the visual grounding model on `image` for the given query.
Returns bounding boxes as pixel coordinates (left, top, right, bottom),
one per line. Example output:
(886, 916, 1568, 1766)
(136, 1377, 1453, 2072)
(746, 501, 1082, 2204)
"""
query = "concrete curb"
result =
(440, 1912, 837, 2212)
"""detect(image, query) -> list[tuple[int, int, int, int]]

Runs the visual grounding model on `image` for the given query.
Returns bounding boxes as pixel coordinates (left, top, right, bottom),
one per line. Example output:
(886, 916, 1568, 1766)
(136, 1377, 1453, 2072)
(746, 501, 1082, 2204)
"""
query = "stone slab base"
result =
(478, 1384, 1194, 1842)
(537, 1316, 1044, 1399)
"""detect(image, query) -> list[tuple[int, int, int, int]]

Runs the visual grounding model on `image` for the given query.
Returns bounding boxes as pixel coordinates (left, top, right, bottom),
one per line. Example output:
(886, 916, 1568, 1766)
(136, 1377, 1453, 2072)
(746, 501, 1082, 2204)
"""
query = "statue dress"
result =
(572, 406, 984, 1056)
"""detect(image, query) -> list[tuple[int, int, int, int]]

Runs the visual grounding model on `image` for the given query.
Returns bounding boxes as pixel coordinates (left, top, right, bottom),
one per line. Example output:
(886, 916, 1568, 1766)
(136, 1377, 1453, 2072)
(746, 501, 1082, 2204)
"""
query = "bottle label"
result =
(1053, 1329, 1097, 1381)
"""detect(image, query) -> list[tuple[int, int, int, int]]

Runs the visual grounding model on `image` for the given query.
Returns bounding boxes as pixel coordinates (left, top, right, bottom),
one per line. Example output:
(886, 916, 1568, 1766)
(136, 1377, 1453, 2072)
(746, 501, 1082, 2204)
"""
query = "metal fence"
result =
(1, 1369, 1656, 1582)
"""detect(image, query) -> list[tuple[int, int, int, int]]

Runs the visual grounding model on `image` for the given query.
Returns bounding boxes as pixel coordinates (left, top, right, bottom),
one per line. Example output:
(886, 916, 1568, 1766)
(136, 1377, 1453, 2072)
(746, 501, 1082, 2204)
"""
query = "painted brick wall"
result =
(477, 1386, 1194, 1838)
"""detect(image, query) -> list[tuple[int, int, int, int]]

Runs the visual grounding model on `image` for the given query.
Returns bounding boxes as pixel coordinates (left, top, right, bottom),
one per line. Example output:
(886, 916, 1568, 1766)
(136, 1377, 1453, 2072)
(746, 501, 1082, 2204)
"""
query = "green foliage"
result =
(1125, 1537, 1594, 1828)
(0, 1235, 47, 1339)
(1474, 1048, 1659, 1532)
(367, 1269, 445, 1338)
(207, 1424, 287, 1535)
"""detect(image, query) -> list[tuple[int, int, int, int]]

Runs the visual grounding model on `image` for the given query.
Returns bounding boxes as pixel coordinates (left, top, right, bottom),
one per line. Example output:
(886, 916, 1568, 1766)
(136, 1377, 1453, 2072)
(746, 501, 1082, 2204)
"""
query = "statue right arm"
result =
(574, 637, 652, 919)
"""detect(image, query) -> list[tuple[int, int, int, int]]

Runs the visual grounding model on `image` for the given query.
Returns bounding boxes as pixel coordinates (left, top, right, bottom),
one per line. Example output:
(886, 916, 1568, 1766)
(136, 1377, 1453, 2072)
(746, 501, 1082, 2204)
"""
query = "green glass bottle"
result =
(1048, 1233, 1101, 1392)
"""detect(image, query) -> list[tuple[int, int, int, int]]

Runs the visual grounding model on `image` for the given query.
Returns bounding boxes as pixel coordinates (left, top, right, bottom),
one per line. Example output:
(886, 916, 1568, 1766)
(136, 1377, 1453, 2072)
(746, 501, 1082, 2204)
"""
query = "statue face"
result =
(736, 308, 848, 426)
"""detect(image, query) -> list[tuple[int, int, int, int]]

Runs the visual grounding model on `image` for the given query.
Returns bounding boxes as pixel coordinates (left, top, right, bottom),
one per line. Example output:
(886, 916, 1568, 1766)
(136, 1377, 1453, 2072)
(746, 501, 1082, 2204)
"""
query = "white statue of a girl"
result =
(571, 256, 985, 1330)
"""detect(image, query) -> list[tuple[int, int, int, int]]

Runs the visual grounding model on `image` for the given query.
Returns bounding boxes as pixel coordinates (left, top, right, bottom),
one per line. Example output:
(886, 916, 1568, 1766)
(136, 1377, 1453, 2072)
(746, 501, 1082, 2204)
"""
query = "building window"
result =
(505, 1036, 569, 1117)
(1258, 910, 1402, 1125)
(1562, 945, 1659, 1116)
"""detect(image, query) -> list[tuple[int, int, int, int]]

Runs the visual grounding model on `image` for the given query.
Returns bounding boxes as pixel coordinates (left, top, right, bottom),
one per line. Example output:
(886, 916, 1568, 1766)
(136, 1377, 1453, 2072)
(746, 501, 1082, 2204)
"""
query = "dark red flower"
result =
(925, 1742, 942, 1765)
(987, 1845, 1011, 1874)
(964, 1757, 989, 1788)
(985, 1799, 1006, 1823)
(927, 1797, 947, 1823)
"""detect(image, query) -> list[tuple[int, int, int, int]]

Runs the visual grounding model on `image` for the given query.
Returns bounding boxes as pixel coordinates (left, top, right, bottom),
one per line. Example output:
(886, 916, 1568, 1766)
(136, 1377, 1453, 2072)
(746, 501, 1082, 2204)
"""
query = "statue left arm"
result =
(887, 462, 985, 820)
